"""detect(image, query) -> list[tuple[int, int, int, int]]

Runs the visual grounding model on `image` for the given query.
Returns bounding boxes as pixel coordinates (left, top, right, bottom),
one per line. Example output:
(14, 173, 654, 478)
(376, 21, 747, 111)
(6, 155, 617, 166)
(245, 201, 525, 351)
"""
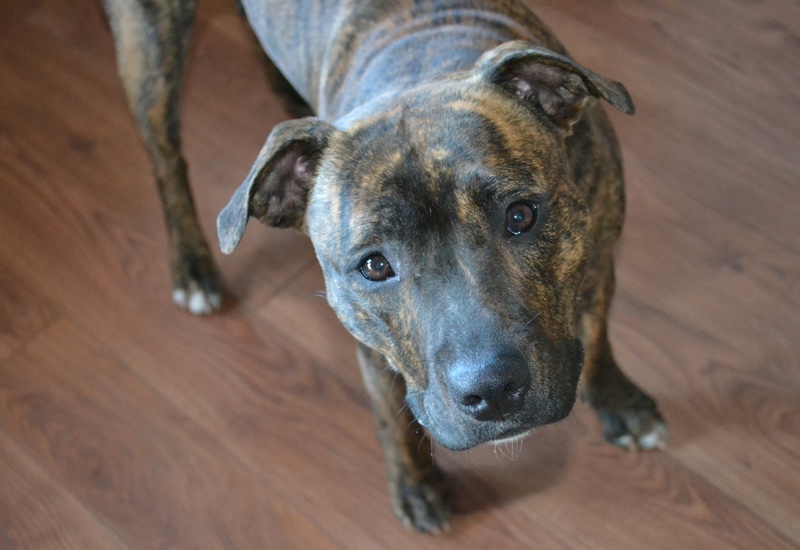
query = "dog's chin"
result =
(411, 395, 575, 451)
(488, 426, 536, 447)
(407, 379, 578, 450)
(422, 420, 538, 451)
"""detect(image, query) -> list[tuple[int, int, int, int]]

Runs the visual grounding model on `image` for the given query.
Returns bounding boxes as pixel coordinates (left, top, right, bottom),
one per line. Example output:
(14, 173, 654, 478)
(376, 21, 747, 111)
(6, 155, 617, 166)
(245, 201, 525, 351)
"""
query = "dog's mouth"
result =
(488, 427, 536, 459)
(425, 417, 540, 451)
(408, 394, 544, 451)
(406, 374, 577, 451)
(491, 425, 536, 445)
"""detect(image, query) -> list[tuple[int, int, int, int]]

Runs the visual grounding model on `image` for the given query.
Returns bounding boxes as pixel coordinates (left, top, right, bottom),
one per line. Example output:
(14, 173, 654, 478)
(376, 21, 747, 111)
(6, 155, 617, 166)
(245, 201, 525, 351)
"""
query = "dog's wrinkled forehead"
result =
(308, 86, 563, 260)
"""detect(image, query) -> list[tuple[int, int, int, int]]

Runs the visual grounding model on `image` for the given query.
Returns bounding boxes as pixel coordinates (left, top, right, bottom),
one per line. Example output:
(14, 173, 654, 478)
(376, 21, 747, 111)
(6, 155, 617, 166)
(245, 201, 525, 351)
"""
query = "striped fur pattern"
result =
(104, 0, 666, 533)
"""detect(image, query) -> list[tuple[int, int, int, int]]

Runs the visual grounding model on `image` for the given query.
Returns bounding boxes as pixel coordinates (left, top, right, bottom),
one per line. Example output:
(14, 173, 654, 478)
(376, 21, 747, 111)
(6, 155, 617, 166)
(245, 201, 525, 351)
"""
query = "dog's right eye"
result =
(505, 201, 539, 236)
(359, 254, 395, 282)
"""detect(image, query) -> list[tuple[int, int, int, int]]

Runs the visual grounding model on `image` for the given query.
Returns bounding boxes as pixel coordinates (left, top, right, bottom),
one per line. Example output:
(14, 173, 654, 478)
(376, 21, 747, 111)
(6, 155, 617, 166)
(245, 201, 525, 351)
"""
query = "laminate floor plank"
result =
(0, 264, 59, 362)
(0, 429, 129, 550)
(0, 320, 341, 549)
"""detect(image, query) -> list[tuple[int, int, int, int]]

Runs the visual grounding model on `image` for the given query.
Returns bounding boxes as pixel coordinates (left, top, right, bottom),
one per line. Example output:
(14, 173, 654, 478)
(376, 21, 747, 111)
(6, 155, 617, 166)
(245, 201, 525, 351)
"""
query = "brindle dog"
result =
(103, 0, 667, 533)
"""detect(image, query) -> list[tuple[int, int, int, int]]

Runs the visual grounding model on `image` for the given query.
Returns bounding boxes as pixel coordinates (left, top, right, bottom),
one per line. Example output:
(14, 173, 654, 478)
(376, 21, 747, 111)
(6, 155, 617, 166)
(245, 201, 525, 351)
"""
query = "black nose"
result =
(446, 351, 531, 421)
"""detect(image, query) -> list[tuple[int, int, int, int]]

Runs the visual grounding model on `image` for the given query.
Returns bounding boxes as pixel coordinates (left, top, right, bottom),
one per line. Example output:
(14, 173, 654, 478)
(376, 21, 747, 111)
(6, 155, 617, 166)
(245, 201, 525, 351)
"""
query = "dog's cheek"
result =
(365, 304, 430, 390)
(324, 280, 429, 388)
(554, 196, 592, 323)
(527, 194, 590, 335)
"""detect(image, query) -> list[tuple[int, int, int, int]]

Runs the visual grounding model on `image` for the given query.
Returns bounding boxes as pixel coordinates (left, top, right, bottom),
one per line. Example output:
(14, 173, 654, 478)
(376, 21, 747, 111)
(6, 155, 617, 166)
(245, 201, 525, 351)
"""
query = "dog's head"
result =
(218, 42, 634, 450)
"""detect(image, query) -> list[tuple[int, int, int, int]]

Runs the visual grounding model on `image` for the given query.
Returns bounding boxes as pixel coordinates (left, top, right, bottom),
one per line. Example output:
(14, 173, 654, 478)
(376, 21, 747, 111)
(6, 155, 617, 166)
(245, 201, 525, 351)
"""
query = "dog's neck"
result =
(242, 0, 561, 121)
(317, 8, 540, 120)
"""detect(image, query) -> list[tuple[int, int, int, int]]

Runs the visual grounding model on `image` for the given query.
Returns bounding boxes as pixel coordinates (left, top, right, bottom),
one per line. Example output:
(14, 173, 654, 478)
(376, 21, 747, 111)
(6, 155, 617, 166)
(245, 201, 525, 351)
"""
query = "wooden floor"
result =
(1, 0, 799, 548)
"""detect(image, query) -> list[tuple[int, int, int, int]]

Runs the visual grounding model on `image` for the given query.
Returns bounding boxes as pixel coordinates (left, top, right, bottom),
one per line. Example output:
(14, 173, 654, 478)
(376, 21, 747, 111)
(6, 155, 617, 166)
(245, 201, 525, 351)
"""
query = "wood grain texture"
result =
(0, 430, 127, 550)
(1, 0, 798, 547)
(0, 265, 58, 361)
(0, 319, 341, 549)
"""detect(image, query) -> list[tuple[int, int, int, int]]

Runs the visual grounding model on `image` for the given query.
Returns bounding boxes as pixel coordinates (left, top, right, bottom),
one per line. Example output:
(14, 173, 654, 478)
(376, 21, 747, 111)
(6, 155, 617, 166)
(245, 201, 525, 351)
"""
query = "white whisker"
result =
(490, 429, 534, 460)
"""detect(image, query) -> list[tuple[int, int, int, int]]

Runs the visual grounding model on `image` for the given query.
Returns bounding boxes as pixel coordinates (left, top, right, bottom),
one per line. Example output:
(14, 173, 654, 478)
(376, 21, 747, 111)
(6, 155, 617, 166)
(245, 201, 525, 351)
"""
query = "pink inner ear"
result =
(263, 148, 310, 196)
(506, 64, 590, 127)
(511, 76, 534, 100)
(256, 148, 312, 228)
(293, 154, 309, 180)
(506, 65, 566, 118)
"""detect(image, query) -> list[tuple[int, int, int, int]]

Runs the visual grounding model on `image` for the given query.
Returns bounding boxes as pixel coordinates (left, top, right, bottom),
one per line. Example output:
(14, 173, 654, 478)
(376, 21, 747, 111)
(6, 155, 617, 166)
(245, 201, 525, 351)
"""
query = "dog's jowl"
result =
(105, 0, 667, 533)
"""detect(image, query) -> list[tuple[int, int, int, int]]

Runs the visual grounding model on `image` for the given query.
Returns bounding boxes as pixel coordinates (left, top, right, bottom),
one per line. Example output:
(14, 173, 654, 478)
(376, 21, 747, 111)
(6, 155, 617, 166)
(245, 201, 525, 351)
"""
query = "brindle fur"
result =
(103, 0, 220, 314)
(105, 0, 666, 533)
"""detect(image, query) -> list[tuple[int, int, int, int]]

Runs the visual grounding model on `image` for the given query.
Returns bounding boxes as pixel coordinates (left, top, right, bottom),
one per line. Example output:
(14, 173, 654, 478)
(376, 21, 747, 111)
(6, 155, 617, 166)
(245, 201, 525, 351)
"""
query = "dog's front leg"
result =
(356, 343, 450, 534)
(579, 258, 668, 450)
(103, 0, 221, 314)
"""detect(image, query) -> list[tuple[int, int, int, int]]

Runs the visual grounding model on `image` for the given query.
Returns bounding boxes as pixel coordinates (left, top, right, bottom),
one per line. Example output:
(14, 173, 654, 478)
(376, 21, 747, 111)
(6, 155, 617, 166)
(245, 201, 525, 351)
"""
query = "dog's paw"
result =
(172, 279, 222, 315)
(171, 249, 222, 315)
(597, 400, 668, 451)
(391, 474, 451, 535)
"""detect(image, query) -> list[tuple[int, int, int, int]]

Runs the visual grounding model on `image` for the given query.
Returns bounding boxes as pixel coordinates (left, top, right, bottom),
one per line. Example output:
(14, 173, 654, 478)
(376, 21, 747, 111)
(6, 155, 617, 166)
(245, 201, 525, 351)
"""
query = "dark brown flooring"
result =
(1, 0, 799, 548)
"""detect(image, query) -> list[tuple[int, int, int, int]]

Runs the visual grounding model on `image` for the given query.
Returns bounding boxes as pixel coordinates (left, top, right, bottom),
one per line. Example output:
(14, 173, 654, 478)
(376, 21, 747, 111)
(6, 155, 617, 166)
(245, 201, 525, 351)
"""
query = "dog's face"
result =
(307, 80, 589, 449)
(218, 42, 634, 450)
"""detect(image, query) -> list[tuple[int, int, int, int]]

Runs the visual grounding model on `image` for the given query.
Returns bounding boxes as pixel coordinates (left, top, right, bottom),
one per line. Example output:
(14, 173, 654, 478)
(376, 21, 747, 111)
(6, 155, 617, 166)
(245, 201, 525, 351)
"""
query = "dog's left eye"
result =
(505, 201, 538, 236)
(359, 253, 395, 282)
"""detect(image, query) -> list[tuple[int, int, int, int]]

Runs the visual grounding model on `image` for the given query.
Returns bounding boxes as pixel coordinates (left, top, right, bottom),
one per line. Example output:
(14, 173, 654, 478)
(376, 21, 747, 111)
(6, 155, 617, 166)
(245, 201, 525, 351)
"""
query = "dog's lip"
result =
(489, 425, 535, 445)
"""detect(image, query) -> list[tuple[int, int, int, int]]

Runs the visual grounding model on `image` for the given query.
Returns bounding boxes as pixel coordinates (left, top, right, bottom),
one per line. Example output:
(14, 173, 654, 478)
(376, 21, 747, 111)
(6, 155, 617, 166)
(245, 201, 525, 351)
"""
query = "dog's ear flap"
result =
(473, 41, 635, 129)
(217, 117, 336, 254)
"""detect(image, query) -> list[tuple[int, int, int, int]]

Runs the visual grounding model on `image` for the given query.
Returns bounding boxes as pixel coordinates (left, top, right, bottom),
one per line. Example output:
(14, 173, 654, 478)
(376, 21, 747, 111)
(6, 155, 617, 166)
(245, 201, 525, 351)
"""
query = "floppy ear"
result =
(473, 41, 635, 129)
(217, 117, 336, 254)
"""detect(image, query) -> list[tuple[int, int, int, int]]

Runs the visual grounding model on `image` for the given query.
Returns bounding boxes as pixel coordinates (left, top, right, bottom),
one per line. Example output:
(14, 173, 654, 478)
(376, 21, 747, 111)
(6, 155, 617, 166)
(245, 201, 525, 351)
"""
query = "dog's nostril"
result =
(446, 350, 531, 421)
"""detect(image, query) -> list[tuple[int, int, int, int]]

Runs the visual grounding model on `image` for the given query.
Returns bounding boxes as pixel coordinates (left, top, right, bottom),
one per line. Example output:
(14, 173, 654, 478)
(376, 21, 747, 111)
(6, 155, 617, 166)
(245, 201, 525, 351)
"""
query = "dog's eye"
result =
(359, 253, 395, 281)
(505, 201, 538, 236)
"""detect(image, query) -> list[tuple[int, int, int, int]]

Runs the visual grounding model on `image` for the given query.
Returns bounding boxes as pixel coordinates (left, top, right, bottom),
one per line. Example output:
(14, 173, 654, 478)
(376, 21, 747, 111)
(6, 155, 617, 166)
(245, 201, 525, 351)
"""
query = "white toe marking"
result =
(172, 282, 222, 315)
(638, 422, 669, 450)
(172, 289, 188, 308)
(614, 434, 636, 450)
(188, 290, 212, 315)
